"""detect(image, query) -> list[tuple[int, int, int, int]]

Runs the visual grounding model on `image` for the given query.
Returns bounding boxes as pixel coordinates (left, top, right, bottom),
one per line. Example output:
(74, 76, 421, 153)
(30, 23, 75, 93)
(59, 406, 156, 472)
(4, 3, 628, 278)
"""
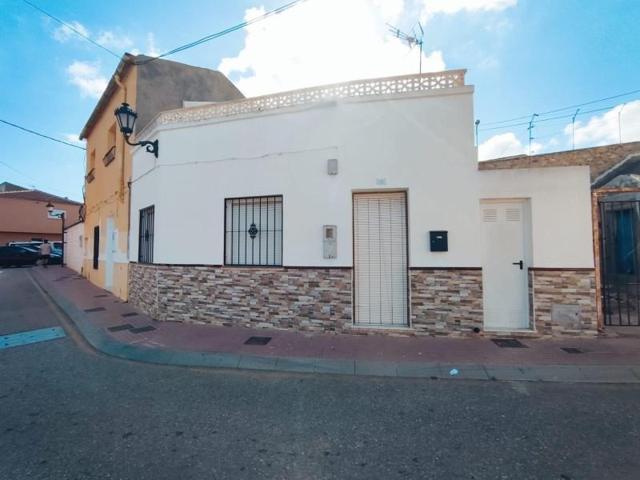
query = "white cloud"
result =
(146, 32, 160, 57)
(96, 30, 133, 51)
(478, 132, 544, 160)
(66, 61, 108, 98)
(564, 101, 640, 148)
(422, 0, 517, 20)
(52, 20, 89, 42)
(63, 134, 85, 145)
(218, 0, 445, 97)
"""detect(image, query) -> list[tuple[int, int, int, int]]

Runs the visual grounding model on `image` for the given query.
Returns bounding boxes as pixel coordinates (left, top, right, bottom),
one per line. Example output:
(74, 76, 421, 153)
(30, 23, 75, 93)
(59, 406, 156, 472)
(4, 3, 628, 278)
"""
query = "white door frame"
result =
(481, 198, 532, 331)
(352, 190, 410, 328)
(105, 217, 115, 291)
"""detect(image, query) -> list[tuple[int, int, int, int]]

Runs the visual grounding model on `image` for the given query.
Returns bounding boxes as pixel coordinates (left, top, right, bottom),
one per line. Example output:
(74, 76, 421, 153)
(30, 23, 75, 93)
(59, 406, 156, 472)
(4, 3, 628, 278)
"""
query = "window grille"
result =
(138, 206, 155, 263)
(225, 196, 282, 266)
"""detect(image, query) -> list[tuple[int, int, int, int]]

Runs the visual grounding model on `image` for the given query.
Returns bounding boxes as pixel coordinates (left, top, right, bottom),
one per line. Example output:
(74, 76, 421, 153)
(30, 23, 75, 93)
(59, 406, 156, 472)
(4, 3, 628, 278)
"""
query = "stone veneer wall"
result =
(129, 264, 598, 337)
(529, 269, 597, 336)
(128, 263, 352, 333)
(410, 268, 484, 335)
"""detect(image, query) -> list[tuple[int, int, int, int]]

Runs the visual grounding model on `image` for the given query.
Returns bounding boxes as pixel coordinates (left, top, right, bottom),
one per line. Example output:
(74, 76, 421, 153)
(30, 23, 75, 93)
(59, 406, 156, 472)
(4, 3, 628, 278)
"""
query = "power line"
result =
(0, 119, 86, 151)
(481, 88, 640, 127)
(479, 102, 635, 133)
(21, 0, 121, 59)
(23, 0, 306, 65)
(133, 0, 307, 65)
(0, 160, 73, 197)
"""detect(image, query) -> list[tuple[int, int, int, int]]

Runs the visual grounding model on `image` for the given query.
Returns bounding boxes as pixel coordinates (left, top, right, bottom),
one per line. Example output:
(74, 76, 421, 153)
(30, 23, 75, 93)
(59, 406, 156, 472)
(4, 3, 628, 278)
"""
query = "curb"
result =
(32, 271, 640, 384)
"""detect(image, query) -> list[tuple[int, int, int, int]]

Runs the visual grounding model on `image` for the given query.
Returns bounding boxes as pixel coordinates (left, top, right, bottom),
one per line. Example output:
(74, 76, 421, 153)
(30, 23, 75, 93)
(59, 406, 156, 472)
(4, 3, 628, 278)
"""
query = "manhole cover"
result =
(121, 312, 138, 317)
(244, 336, 272, 346)
(84, 307, 106, 313)
(492, 338, 527, 348)
(561, 347, 584, 354)
(130, 325, 156, 334)
(107, 324, 134, 332)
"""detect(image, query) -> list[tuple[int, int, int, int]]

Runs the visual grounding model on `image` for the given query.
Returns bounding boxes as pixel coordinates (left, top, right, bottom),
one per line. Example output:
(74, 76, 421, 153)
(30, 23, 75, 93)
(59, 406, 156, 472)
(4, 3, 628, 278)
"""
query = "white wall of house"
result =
(129, 87, 594, 269)
(478, 166, 593, 268)
(64, 221, 84, 273)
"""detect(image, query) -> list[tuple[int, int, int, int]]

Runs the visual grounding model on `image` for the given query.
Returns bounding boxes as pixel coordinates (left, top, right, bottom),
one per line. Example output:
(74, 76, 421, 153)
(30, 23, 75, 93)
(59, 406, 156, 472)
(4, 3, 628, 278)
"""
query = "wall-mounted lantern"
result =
(114, 102, 159, 158)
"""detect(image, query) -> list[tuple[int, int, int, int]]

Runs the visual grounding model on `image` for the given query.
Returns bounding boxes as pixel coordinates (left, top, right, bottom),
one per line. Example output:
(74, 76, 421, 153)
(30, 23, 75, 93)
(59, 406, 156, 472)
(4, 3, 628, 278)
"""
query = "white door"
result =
(105, 217, 115, 291)
(353, 192, 408, 327)
(481, 200, 530, 330)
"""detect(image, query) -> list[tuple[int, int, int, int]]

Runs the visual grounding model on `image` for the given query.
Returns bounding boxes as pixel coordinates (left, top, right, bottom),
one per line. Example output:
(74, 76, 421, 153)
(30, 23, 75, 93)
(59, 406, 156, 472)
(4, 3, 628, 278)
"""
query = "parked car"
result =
(0, 246, 39, 267)
(12, 245, 62, 265)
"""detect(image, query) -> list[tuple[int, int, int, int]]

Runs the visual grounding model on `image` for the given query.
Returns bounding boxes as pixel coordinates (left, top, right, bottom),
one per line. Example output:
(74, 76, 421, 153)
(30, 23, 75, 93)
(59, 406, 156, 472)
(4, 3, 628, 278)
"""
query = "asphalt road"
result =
(1, 267, 639, 480)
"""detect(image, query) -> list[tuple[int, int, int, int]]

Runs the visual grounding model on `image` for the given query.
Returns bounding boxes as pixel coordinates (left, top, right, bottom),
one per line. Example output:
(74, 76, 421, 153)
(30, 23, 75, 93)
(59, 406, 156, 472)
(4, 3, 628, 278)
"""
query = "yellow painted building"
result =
(79, 53, 243, 299)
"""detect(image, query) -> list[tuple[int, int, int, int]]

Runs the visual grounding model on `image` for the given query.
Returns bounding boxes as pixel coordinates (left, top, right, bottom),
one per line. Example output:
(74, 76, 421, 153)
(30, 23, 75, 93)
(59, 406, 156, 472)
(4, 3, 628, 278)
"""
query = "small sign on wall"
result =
(47, 209, 66, 219)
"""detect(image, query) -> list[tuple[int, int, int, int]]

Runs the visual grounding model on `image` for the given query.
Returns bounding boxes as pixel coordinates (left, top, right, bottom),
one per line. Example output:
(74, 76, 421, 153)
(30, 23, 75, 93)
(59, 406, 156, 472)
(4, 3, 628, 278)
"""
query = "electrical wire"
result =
(21, 0, 121, 59)
(481, 88, 640, 127)
(0, 119, 86, 151)
(23, 0, 306, 65)
(132, 0, 306, 65)
(479, 101, 635, 132)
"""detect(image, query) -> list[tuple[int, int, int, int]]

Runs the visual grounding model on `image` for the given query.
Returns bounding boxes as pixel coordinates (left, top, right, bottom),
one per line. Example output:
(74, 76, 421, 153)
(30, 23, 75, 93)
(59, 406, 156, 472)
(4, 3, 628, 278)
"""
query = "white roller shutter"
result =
(353, 192, 408, 326)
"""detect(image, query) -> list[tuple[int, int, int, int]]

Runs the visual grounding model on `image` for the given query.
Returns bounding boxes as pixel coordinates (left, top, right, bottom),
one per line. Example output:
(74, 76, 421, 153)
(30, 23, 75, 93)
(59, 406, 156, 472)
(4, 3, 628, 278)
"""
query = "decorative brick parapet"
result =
(128, 263, 352, 333)
(529, 269, 597, 336)
(410, 268, 484, 335)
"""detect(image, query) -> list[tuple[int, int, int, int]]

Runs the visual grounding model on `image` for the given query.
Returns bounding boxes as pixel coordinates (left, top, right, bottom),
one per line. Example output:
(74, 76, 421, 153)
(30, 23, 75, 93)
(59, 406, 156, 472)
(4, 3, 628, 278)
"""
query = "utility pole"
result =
(619, 103, 627, 144)
(527, 113, 538, 155)
(571, 108, 580, 150)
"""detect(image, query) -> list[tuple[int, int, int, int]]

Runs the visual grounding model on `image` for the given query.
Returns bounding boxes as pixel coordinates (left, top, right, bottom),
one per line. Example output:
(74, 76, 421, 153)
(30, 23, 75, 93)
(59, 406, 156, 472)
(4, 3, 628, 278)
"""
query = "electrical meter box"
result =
(323, 225, 337, 259)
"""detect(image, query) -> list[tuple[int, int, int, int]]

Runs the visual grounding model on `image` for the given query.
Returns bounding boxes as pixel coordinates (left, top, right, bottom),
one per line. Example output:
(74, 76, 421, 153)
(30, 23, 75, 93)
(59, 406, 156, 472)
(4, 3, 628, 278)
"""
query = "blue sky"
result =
(1, 0, 639, 201)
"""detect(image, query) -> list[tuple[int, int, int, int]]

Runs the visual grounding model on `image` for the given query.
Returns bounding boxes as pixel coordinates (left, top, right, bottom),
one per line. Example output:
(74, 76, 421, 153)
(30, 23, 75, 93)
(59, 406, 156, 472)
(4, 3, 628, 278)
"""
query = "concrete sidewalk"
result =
(30, 266, 640, 383)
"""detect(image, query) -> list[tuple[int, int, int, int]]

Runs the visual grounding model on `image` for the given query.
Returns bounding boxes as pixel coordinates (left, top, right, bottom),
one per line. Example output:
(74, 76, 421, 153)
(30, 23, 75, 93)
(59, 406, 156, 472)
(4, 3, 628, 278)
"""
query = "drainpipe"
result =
(114, 74, 127, 202)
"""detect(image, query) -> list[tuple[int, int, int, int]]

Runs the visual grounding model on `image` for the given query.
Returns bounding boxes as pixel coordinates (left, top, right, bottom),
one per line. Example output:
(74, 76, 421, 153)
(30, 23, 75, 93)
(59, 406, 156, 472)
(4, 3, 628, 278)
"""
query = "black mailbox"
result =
(429, 231, 448, 252)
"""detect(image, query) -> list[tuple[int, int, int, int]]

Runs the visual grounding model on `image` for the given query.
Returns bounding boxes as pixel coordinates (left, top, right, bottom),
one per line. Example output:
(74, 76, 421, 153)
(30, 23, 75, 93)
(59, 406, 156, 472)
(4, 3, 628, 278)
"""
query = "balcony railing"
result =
(148, 70, 467, 132)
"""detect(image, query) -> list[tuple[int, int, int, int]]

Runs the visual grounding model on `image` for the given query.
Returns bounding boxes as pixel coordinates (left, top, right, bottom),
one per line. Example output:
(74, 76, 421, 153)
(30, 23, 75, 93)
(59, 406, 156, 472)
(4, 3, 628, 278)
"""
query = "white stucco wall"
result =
(64, 221, 84, 273)
(129, 87, 594, 269)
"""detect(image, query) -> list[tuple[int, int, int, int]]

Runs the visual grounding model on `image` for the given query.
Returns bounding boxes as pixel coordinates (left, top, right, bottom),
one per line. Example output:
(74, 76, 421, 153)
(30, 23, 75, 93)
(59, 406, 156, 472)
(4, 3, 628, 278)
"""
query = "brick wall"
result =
(410, 268, 484, 335)
(529, 269, 597, 335)
(129, 263, 352, 333)
(479, 141, 640, 182)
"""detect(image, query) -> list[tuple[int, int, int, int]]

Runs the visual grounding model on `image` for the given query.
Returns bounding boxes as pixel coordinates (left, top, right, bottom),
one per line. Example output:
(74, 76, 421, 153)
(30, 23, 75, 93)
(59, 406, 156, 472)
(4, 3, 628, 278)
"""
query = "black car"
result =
(0, 246, 39, 267)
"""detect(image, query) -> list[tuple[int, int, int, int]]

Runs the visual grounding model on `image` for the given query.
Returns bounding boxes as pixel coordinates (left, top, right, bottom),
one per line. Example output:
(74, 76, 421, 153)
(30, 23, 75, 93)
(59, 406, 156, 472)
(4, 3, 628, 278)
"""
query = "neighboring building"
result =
(64, 220, 85, 274)
(79, 53, 243, 300)
(481, 141, 640, 333)
(127, 70, 597, 337)
(0, 182, 81, 245)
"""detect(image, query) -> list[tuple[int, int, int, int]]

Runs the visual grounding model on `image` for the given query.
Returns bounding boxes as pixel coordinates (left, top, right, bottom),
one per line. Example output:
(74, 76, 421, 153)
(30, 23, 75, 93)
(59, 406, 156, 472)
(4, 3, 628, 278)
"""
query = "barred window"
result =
(138, 205, 155, 263)
(225, 196, 282, 266)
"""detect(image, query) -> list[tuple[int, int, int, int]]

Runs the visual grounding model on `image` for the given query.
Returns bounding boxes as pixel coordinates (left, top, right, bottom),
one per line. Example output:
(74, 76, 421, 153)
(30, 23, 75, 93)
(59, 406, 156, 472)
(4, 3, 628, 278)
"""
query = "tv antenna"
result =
(387, 22, 424, 74)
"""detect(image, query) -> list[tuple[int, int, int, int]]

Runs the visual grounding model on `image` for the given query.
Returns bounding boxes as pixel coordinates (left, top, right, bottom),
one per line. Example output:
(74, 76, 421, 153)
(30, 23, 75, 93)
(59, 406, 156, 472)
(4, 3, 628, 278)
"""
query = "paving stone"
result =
(275, 357, 317, 373)
(355, 360, 398, 377)
(238, 355, 278, 371)
(396, 362, 442, 379)
(314, 359, 355, 375)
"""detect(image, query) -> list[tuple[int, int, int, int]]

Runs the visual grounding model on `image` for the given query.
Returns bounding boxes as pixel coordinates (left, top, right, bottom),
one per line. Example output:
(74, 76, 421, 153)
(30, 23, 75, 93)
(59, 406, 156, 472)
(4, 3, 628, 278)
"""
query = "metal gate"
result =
(600, 198, 640, 326)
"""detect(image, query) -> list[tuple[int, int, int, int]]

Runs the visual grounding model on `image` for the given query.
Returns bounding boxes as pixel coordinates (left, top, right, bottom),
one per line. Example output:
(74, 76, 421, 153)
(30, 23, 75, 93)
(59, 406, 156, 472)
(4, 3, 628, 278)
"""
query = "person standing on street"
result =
(39, 239, 52, 268)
